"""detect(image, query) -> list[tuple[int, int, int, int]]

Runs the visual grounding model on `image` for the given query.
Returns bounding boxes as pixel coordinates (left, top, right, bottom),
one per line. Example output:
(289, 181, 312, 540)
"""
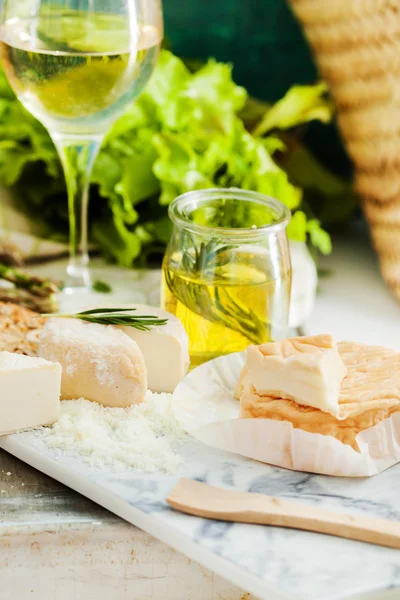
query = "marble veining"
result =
(1, 429, 400, 600)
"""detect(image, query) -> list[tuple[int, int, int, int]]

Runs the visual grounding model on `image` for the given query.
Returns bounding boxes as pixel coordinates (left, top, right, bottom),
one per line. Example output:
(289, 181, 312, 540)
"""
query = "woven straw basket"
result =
(288, 0, 400, 300)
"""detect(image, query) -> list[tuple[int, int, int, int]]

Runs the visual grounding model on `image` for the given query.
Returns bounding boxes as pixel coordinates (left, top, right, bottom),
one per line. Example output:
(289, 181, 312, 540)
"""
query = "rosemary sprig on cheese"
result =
(44, 307, 168, 331)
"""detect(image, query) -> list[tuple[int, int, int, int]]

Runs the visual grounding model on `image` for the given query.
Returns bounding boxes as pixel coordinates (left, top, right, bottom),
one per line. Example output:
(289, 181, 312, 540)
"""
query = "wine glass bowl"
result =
(0, 0, 163, 293)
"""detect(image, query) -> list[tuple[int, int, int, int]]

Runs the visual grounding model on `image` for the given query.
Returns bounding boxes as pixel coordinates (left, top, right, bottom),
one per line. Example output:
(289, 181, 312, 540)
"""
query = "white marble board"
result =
(1, 427, 400, 600)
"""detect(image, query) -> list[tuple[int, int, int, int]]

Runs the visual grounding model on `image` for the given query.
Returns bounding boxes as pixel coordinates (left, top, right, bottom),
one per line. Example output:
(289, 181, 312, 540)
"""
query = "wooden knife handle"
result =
(167, 478, 400, 549)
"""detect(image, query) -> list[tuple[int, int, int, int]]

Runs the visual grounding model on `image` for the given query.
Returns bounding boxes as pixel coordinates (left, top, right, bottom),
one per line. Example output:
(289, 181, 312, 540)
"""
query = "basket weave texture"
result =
(289, 0, 400, 300)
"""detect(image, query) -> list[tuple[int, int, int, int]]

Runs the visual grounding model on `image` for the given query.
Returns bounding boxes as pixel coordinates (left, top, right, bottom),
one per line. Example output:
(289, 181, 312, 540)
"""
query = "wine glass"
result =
(0, 0, 163, 293)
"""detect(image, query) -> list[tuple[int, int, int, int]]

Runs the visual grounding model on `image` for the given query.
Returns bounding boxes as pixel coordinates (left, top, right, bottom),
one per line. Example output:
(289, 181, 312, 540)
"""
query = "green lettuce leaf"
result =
(306, 219, 332, 255)
(286, 211, 332, 254)
(286, 210, 307, 243)
(254, 82, 333, 137)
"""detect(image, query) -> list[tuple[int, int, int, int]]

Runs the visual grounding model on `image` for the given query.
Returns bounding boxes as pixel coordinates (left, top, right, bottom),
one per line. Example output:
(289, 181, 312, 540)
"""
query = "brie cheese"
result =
(39, 318, 147, 408)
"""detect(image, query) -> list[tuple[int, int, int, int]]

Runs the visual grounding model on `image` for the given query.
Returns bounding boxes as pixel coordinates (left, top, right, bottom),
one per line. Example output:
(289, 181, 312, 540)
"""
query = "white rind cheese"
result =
(118, 304, 189, 393)
(93, 304, 190, 393)
(0, 351, 61, 435)
(237, 335, 347, 417)
(39, 318, 147, 408)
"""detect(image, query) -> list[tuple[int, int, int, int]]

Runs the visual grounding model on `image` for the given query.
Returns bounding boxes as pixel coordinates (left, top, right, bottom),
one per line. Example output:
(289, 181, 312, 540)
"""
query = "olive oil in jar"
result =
(162, 245, 291, 367)
(162, 189, 292, 366)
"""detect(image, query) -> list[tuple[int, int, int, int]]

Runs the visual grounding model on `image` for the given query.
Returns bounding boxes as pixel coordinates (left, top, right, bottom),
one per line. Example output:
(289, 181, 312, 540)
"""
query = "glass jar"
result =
(161, 188, 292, 367)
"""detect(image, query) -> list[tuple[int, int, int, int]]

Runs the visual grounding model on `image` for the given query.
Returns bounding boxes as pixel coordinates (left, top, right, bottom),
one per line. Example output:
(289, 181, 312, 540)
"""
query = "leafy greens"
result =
(0, 50, 353, 267)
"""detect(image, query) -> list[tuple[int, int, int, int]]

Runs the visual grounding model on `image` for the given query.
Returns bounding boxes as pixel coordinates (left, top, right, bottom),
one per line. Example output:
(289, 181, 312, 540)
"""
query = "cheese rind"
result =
(39, 318, 147, 408)
(0, 351, 61, 435)
(237, 335, 347, 417)
(91, 304, 190, 393)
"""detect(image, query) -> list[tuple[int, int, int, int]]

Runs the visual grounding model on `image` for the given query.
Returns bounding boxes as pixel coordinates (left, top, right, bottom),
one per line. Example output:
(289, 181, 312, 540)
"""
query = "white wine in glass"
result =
(0, 0, 163, 293)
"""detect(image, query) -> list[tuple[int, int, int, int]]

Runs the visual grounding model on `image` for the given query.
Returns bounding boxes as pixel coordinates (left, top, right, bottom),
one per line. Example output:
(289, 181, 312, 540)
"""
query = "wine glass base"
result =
(64, 263, 92, 295)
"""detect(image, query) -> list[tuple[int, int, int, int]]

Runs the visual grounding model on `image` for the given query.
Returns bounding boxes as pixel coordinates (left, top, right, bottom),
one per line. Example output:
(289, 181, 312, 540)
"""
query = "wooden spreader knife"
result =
(167, 478, 400, 549)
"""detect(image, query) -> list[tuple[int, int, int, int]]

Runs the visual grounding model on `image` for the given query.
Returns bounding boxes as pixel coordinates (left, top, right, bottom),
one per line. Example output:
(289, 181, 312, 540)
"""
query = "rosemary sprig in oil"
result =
(44, 308, 168, 331)
(165, 235, 266, 344)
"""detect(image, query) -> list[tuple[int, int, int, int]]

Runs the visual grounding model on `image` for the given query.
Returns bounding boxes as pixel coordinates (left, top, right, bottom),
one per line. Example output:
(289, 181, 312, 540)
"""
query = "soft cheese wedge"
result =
(87, 304, 190, 393)
(237, 335, 347, 417)
(117, 304, 189, 393)
(0, 351, 61, 435)
(39, 318, 147, 408)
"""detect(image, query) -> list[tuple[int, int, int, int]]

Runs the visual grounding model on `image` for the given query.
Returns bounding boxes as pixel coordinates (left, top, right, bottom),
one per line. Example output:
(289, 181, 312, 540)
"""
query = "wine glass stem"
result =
(54, 135, 102, 292)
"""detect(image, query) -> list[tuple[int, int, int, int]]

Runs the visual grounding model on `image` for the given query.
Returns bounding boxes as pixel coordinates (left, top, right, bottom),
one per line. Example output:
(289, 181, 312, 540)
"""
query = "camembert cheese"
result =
(0, 351, 61, 435)
(39, 318, 147, 408)
(236, 335, 347, 417)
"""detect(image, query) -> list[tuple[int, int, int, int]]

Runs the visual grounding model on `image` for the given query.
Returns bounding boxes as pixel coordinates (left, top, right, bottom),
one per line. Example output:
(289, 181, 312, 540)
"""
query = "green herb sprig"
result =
(44, 307, 168, 331)
(181, 237, 236, 278)
(166, 234, 267, 344)
(92, 279, 112, 294)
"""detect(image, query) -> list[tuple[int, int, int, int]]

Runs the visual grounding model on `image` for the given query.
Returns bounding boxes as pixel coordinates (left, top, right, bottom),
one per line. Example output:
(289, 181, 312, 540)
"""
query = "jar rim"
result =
(168, 188, 291, 237)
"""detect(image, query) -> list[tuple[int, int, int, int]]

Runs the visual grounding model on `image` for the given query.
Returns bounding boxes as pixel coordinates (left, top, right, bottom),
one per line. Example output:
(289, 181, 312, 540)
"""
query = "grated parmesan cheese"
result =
(38, 391, 186, 474)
